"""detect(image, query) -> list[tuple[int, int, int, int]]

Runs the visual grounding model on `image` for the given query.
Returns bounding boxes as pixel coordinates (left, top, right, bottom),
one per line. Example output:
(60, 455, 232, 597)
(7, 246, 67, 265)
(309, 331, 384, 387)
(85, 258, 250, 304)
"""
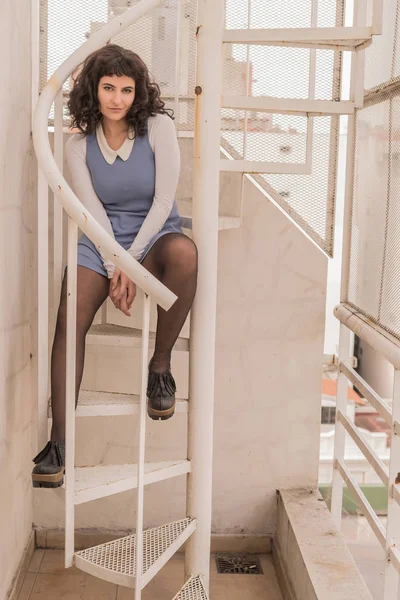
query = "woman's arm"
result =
(65, 135, 116, 278)
(127, 113, 180, 261)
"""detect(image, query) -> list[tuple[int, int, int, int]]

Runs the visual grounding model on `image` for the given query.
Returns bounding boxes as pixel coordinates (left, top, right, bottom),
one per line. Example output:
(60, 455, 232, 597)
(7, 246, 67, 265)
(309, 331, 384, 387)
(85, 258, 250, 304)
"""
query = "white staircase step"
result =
(82, 340, 189, 397)
(223, 26, 372, 51)
(87, 324, 188, 351)
(52, 460, 191, 505)
(104, 291, 190, 339)
(180, 214, 241, 231)
(74, 518, 197, 588)
(48, 390, 188, 418)
(222, 95, 355, 116)
(173, 575, 209, 600)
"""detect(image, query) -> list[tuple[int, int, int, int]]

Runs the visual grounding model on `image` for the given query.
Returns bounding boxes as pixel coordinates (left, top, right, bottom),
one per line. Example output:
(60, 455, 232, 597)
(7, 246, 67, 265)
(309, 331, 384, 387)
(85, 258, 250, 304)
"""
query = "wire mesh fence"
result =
(347, 0, 400, 339)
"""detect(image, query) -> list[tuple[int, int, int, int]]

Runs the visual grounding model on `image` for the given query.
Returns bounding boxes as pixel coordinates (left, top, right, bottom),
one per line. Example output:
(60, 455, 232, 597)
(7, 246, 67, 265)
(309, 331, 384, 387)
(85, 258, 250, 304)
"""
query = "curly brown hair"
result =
(67, 44, 174, 137)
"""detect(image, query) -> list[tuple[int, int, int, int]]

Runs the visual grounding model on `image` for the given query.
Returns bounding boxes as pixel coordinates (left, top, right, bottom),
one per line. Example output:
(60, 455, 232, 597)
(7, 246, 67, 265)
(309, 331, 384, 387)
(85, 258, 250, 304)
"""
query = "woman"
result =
(32, 44, 198, 488)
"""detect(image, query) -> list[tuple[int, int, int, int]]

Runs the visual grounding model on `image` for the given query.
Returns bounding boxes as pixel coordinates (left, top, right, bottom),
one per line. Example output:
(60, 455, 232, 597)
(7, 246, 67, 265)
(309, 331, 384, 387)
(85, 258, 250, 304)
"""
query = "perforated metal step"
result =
(48, 390, 188, 417)
(50, 460, 191, 505)
(87, 324, 189, 351)
(74, 518, 197, 588)
(173, 575, 209, 600)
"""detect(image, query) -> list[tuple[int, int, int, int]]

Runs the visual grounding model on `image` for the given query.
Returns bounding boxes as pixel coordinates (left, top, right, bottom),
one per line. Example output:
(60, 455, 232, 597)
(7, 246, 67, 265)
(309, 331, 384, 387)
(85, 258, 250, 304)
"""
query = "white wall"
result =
(0, 0, 36, 596)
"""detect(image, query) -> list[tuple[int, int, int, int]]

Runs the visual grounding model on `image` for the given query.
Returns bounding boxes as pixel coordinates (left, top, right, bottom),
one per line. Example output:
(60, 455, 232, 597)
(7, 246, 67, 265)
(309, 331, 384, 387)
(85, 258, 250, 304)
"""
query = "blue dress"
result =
(77, 125, 182, 277)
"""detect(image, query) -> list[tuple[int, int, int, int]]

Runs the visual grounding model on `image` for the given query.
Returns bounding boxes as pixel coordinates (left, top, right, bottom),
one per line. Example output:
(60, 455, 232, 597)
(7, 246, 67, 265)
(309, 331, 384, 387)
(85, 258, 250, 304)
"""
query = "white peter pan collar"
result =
(96, 122, 135, 165)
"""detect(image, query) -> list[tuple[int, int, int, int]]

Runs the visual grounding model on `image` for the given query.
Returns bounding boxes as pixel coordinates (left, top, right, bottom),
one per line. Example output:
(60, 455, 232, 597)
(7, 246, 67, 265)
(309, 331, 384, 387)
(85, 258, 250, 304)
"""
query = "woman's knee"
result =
(163, 235, 198, 274)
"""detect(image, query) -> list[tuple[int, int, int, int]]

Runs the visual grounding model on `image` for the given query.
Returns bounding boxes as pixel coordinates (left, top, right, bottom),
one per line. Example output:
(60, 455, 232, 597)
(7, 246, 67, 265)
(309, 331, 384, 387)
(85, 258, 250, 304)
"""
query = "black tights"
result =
(50, 233, 198, 443)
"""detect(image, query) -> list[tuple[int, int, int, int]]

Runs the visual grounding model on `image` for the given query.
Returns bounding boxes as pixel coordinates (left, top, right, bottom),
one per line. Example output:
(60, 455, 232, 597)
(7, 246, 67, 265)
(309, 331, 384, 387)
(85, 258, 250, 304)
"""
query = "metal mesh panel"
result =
(263, 116, 338, 252)
(173, 576, 209, 600)
(223, 0, 343, 255)
(75, 518, 193, 576)
(348, 90, 400, 338)
(40, 0, 197, 130)
(225, 0, 347, 29)
(364, 0, 400, 91)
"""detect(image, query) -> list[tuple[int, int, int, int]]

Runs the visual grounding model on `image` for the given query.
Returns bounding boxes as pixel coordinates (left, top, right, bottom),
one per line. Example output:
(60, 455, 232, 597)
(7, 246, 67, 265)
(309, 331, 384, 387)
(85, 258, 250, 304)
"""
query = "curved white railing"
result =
(32, 0, 176, 311)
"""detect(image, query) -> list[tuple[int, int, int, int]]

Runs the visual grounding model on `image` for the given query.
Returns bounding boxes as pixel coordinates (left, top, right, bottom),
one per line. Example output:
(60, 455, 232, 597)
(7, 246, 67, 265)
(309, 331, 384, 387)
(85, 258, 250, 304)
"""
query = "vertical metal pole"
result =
(242, 0, 251, 160)
(331, 323, 351, 528)
(384, 369, 400, 598)
(174, 0, 183, 127)
(65, 218, 77, 568)
(305, 0, 317, 171)
(186, 0, 224, 591)
(37, 169, 49, 448)
(53, 91, 64, 316)
(352, 0, 367, 109)
(33, 0, 49, 449)
(135, 294, 151, 600)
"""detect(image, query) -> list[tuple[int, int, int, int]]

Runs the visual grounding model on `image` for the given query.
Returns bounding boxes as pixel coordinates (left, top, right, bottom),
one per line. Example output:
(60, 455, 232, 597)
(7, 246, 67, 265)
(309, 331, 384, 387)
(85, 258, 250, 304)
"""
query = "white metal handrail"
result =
(32, 0, 176, 312)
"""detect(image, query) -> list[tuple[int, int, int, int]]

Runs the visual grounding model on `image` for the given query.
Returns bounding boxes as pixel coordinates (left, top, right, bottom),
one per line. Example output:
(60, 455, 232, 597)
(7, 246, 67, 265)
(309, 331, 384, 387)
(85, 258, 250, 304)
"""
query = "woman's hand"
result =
(109, 267, 136, 317)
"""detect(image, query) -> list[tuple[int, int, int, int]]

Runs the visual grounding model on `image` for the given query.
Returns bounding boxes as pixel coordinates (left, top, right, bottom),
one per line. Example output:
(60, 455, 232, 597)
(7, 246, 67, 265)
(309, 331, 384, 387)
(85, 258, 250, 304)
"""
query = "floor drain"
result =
(215, 554, 263, 574)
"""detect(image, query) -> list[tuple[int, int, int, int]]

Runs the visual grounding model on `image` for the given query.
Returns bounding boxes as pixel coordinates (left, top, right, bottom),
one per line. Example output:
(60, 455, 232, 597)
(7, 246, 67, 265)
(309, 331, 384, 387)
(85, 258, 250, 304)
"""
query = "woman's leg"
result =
(141, 233, 198, 372)
(50, 265, 110, 443)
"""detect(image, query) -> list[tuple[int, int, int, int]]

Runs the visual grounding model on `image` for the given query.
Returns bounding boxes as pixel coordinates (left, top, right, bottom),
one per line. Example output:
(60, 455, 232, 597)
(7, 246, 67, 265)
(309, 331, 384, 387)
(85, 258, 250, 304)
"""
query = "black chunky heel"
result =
(32, 441, 65, 488)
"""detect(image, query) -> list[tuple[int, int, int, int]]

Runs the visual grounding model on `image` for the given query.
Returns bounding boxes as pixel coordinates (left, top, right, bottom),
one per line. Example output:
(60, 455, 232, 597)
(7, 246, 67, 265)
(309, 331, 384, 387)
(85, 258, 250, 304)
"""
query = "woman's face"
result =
(98, 74, 135, 121)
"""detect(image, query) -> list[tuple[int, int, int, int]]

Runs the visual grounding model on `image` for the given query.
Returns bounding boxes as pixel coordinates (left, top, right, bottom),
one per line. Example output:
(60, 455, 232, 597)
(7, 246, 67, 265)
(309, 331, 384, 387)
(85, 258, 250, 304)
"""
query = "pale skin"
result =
(98, 74, 139, 317)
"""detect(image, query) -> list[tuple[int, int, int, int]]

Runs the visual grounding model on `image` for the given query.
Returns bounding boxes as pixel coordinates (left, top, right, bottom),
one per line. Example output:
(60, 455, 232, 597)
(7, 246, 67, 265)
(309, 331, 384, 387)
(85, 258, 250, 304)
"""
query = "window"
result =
(321, 406, 336, 424)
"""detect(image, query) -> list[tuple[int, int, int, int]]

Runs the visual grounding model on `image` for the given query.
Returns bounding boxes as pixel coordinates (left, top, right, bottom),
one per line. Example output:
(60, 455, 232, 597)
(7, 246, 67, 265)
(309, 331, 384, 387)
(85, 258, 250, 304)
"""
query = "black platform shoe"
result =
(147, 363, 176, 421)
(32, 441, 65, 488)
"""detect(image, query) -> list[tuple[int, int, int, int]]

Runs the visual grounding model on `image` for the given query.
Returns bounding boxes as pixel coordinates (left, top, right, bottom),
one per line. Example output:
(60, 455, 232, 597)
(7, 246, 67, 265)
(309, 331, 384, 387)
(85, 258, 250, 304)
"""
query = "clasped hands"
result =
(109, 267, 136, 316)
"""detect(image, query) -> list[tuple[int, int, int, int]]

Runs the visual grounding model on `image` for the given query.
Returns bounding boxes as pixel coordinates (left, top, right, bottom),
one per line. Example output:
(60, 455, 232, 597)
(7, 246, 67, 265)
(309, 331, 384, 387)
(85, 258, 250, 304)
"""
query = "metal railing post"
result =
(185, 0, 224, 592)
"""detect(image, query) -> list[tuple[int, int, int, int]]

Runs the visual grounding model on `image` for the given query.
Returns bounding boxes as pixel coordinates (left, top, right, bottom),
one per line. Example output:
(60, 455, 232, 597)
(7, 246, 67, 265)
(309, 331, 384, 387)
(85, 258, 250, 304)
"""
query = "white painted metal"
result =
(74, 461, 190, 504)
(339, 112, 356, 303)
(351, 0, 368, 108)
(53, 91, 64, 311)
(222, 96, 355, 116)
(31, 0, 40, 129)
(222, 26, 372, 47)
(47, 390, 189, 417)
(135, 294, 150, 599)
(173, 575, 209, 600)
(37, 169, 49, 449)
(334, 304, 400, 370)
(186, 0, 223, 592)
(73, 518, 197, 588)
(219, 159, 312, 175)
(331, 324, 351, 529)
(336, 459, 386, 548)
(337, 410, 389, 486)
(65, 217, 78, 568)
(86, 324, 189, 350)
(174, 0, 182, 125)
(180, 215, 241, 230)
(32, 0, 176, 311)
(393, 484, 400, 507)
(372, 0, 384, 35)
(384, 369, 400, 598)
(340, 360, 392, 425)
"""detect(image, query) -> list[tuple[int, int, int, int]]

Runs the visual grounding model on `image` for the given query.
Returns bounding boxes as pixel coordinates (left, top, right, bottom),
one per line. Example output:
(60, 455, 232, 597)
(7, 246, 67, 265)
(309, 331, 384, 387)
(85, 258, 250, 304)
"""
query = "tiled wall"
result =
(0, 0, 36, 596)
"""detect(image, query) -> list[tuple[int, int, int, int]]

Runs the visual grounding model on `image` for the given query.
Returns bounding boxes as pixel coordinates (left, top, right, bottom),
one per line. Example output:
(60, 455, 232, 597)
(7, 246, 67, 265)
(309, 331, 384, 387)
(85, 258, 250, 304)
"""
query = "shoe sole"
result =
(32, 468, 65, 488)
(147, 404, 175, 421)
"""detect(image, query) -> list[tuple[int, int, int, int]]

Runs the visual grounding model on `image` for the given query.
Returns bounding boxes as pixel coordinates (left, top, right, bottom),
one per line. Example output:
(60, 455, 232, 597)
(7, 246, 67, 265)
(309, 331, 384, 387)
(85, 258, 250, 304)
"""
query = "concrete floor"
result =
(17, 550, 283, 599)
